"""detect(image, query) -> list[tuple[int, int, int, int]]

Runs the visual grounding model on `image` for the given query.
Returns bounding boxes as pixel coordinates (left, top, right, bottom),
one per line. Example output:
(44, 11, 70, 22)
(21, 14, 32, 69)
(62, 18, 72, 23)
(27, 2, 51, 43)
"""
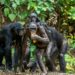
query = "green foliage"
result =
(0, 0, 54, 22)
(4, 8, 10, 16)
(56, 0, 75, 20)
(65, 54, 75, 73)
(65, 38, 75, 73)
(68, 38, 75, 49)
(0, 0, 75, 24)
(68, 7, 75, 19)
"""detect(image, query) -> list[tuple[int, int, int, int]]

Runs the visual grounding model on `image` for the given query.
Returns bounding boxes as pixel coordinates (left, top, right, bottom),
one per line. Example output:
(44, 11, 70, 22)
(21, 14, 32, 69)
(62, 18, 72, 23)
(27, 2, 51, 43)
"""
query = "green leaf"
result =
(41, 7, 47, 11)
(68, 7, 75, 19)
(69, 7, 75, 13)
(0, 0, 5, 4)
(15, 0, 20, 5)
(8, 14, 16, 21)
(35, 8, 40, 14)
(38, 1, 43, 5)
(12, 2, 17, 9)
(18, 11, 29, 20)
(27, 3, 31, 10)
(71, 14, 75, 19)
(27, 1, 36, 10)
(11, 47, 15, 56)
(4, 8, 10, 16)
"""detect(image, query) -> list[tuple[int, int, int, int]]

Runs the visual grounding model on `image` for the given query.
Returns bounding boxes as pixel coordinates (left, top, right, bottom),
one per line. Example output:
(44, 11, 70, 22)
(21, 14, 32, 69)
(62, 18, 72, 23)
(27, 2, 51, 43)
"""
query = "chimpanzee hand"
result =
(31, 34, 49, 44)
(31, 34, 38, 40)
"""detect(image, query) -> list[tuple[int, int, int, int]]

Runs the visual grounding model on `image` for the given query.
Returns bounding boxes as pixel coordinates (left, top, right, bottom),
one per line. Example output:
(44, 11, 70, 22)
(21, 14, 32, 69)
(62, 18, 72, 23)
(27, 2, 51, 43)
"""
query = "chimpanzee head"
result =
(27, 22, 38, 43)
(29, 13, 40, 22)
(11, 23, 24, 36)
(28, 22, 38, 35)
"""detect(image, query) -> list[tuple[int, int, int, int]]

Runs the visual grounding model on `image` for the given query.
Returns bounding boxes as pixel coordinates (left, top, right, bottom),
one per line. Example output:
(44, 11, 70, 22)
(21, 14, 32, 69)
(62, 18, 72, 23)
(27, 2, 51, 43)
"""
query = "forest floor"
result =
(0, 71, 75, 75)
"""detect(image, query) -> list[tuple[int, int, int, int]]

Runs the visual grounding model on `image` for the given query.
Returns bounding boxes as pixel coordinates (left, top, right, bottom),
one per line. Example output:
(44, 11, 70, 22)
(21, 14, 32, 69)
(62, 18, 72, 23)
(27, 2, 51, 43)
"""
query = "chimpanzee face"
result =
(11, 24, 24, 37)
(29, 13, 37, 22)
(31, 16, 37, 22)
(28, 22, 37, 35)
(17, 28, 24, 36)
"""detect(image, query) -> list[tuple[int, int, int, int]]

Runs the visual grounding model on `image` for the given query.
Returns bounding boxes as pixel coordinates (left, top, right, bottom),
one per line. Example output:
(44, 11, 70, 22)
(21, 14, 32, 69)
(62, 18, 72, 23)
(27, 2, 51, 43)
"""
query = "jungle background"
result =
(0, 0, 75, 74)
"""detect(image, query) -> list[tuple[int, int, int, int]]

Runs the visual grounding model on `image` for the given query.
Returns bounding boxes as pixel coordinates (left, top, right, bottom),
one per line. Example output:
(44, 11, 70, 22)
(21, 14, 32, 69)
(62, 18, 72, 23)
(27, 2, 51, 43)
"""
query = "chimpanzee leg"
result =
(15, 40, 23, 72)
(46, 42, 56, 71)
(5, 35, 12, 70)
(23, 46, 30, 67)
(5, 48, 12, 70)
(59, 39, 68, 72)
(0, 47, 4, 66)
(36, 48, 47, 74)
(23, 46, 30, 61)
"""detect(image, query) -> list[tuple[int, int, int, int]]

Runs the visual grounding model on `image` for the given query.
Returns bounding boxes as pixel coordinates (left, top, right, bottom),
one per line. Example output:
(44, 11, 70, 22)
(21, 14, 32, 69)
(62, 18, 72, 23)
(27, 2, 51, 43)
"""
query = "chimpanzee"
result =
(0, 22, 24, 71)
(29, 13, 68, 73)
(43, 24, 68, 72)
(23, 22, 49, 74)
(22, 14, 49, 74)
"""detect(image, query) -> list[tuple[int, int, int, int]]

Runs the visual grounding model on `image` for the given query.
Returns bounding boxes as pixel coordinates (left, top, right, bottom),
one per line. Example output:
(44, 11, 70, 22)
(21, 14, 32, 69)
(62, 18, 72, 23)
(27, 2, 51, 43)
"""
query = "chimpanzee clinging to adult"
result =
(0, 22, 24, 71)
(22, 13, 50, 74)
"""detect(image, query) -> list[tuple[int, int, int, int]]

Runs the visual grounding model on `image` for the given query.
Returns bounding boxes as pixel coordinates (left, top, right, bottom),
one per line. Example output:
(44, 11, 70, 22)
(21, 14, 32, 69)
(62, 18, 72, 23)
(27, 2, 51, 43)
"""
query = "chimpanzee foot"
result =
(27, 60, 35, 68)
(27, 63, 33, 68)
(41, 72, 47, 75)
(60, 70, 66, 73)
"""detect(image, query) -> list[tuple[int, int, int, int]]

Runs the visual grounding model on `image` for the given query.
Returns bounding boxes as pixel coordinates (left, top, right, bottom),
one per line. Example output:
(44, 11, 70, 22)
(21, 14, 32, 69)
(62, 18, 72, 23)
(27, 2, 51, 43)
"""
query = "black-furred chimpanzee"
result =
(43, 24, 68, 72)
(0, 22, 24, 70)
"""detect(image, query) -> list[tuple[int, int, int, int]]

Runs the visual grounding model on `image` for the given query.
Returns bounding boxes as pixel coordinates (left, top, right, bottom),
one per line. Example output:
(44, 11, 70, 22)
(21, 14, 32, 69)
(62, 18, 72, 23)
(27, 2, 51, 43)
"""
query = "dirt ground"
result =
(0, 71, 75, 75)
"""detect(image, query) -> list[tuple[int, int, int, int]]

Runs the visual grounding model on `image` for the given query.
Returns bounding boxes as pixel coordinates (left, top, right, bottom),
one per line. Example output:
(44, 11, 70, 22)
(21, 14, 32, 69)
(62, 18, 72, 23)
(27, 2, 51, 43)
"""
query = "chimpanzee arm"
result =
(31, 25, 49, 44)
(39, 25, 49, 42)
(31, 34, 49, 44)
